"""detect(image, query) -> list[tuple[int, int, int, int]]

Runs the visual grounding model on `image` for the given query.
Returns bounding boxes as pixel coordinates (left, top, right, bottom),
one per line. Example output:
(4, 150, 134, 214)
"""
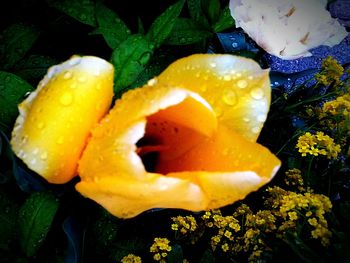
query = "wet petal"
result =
(78, 84, 217, 181)
(157, 54, 271, 142)
(77, 71, 280, 218)
(11, 56, 114, 183)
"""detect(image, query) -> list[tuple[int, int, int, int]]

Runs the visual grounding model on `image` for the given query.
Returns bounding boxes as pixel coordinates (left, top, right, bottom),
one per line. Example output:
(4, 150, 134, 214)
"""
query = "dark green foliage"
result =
(18, 191, 59, 257)
(0, 72, 33, 130)
(146, 0, 185, 48)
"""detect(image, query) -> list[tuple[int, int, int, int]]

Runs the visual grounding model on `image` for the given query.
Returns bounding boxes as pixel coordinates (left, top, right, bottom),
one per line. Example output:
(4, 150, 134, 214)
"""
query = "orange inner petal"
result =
(137, 95, 217, 167)
(137, 96, 278, 180)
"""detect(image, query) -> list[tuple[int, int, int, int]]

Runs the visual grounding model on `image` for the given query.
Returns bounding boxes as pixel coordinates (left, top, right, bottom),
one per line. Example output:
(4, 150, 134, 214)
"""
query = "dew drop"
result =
(237, 79, 248, 89)
(95, 83, 102, 90)
(222, 89, 237, 106)
(32, 148, 39, 155)
(243, 117, 250, 122)
(251, 127, 260, 134)
(30, 159, 37, 165)
(37, 122, 44, 129)
(60, 92, 73, 106)
(147, 78, 157, 86)
(257, 114, 266, 122)
(78, 76, 86, 82)
(215, 107, 223, 117)
(209, 62, 217, 68)
(223, 75, 231, 81)
(63, 71, 72, 79)
(250, 88, 264, 100)
(57, 136, 64, 144)
(40, 152, 48, 160)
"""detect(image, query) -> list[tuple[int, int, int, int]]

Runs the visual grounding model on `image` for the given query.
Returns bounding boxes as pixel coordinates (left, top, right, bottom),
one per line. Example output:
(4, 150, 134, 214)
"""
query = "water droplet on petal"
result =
(223, 75, 231, 81)
(209, 62, 217, 68)
(37, 122, 44, 129)
(243, 117, 250, 122)
(237, 79, 248, 89)
(60, 92, 73, 106)
(30, 159, 37, 165)
(78, 76, 86, 82)
(57, 136, 64, 144)
(257, 114, 266, 122)
(32, 148, 39, 155)
(40, 152, 48, 160)
(250, 88, 264, 100)
(147, 78, 157, 86)
(215, 107, 223, 117)
(222, 89, 237, 106)
(63, 71, 72, 79)
(251, 127, 260, 134)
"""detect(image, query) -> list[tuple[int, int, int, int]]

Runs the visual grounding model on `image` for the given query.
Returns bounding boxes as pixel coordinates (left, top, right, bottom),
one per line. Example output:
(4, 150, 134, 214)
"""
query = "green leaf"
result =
(110, 34, 154, 92)
(137, 17, 145, 35)
(13, 55, 58, 82)
(47, 0, 96, 26)
(187, 0, 210, 28)
(187, 0, 202, 22)
(146, 0, 185, 48)
(0, 71, 34, 130)
(202, 0, 221, 25)
(167, 244, 184, 263)
(95, 2, 131, 49)
(18, 191, 59, 257)
(213, 7, 235, 32)
(0, 23, 40, 69)
(165, 18, 212, 45)
(199, 249, 215, 263)
(0, 187, 19, 252)
(284, 232, 324, 263)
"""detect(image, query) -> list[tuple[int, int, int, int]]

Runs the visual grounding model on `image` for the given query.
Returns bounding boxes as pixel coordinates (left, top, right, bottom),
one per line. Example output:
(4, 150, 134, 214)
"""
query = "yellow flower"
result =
(121, 254, 142, 263)
(11, 54, 280, 218)
(11, 56, 114, 183)
(315, 56, 344, 86)
(296, 131, 341, 159)
(76, 54, 281, 218)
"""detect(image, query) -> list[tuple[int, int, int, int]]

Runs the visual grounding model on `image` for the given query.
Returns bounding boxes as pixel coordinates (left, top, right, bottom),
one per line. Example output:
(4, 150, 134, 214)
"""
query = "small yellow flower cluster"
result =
(315, 56, 344, 86)
(150, 238, 172, 262)
(296, 131, 341, 159)
(171, 215, 197, 235)
(322, 94, 350, 117)
(319, 94, 350, 136)
(201, 210, 241, 252)
(276, 189, 332, 246)
(121, 254, 142, 263)
(284, 168, 305, 192)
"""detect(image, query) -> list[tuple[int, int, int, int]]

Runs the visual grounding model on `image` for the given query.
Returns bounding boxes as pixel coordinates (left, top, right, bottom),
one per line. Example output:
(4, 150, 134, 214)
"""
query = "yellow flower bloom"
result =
(296, 131, 341, 159)
(121, 254, 142, 263)
(315, 56, 344, 86)
(11, 56, 114, 183)
(76, 54, 281, 218)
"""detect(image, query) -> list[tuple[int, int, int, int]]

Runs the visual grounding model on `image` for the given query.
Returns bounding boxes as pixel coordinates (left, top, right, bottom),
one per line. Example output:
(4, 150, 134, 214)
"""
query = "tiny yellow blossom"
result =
(121, 254, 142, 263)
(150, 237, 172, 262)
(315, 56, 344, 85)
(296, 131, 341, 159)
(171, 215, 197, 235)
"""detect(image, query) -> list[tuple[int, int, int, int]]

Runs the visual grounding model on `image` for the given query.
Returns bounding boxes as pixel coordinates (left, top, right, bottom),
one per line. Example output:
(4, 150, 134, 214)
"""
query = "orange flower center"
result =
(136, 95, 217, 174)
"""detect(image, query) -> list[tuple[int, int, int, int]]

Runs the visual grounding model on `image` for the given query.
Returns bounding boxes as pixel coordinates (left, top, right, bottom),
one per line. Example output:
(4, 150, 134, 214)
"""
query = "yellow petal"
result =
(11, 56, 114, 183)
(77, 76, 280, 218)
(157, 54, 271, 142)
(78, 84, 217, 181)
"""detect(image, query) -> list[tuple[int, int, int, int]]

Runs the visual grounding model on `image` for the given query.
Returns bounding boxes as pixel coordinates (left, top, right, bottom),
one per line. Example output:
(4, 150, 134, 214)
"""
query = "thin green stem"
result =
(306, 156, 315, 187)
